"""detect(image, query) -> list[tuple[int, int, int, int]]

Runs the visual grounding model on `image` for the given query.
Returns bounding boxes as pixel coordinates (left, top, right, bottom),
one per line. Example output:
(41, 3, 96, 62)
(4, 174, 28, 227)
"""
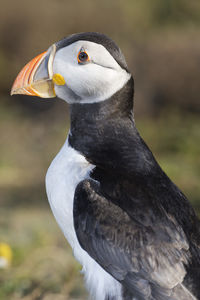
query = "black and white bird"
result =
(11, 32, 200, 300)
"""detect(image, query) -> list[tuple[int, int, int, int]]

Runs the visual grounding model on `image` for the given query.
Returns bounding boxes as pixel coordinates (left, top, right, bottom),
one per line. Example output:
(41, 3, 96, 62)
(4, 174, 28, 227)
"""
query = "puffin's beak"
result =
(11, 44, 57, 98)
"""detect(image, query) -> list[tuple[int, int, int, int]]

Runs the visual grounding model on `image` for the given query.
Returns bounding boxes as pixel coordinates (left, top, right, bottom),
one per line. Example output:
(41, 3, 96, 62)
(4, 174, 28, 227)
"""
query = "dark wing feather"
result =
(73, 179, 195, 300)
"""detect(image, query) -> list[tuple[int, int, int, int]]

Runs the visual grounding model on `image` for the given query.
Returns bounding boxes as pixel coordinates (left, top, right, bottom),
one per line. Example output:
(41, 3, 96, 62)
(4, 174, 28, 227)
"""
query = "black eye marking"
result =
(77, 51, 89, 63)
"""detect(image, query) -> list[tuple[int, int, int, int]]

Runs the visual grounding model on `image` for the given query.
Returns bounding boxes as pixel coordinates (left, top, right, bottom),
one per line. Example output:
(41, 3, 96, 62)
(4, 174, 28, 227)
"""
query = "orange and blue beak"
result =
(11, 44, 57, 98)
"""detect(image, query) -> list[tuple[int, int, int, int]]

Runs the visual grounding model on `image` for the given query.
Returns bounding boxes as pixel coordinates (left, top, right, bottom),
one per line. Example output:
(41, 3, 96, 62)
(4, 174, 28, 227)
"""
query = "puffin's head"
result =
(11, 32, 131, 104)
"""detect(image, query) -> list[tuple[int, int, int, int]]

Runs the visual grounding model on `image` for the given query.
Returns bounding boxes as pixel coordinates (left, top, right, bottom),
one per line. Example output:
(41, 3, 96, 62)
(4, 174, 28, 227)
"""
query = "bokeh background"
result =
(0, 0, 200, 299)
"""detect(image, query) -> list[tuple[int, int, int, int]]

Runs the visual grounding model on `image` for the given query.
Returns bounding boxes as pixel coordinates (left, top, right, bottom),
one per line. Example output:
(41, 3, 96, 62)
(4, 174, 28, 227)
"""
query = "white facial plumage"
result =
(53, 40, 131, 104)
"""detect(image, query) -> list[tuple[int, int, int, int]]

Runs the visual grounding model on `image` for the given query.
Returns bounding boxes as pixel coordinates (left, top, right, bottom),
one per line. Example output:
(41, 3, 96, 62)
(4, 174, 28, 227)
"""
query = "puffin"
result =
(11, 32, 200, 300)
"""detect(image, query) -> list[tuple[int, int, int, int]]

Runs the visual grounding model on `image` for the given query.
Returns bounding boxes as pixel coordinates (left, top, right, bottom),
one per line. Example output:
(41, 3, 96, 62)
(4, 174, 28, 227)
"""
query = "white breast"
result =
(45, 136, 122, 300)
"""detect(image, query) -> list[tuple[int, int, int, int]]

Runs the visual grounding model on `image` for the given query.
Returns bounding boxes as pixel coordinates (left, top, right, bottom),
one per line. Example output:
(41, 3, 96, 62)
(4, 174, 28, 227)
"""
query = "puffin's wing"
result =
(73, 179, 194, 300)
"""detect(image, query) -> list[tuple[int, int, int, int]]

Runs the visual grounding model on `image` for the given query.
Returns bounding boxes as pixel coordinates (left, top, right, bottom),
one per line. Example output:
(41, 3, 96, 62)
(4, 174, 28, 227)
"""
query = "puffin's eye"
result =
(77, 51, 89, 63)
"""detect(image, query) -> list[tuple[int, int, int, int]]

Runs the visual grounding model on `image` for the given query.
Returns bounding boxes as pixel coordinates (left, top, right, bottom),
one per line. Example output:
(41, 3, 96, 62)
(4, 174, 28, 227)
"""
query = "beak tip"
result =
(10, 86, 31, 96)
(10, 88, 15, 96)
(10, 87, 18, 96)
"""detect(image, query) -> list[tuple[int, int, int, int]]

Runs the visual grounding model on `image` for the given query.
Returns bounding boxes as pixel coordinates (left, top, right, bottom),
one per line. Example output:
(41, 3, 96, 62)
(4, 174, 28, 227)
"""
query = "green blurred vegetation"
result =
(0, 0, 200, 299)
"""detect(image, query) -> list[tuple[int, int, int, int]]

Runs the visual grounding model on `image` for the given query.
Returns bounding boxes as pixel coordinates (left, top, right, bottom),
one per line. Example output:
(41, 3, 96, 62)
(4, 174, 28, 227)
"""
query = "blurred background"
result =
(0, 0, 200, 299)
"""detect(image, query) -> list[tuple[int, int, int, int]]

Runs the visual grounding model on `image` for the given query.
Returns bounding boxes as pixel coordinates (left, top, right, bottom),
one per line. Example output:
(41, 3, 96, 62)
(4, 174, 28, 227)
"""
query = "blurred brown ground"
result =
(0, 0, 200, 299)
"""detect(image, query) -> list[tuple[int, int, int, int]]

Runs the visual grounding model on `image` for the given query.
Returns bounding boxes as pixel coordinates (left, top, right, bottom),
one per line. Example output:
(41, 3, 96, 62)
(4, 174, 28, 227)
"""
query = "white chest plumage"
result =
(45, 136, 122, 300)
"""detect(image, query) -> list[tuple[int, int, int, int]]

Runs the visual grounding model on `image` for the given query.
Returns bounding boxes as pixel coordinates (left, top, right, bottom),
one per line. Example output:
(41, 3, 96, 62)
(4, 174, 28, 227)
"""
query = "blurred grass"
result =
(0, 208, 87, 300)
(0, 98, 199, 299)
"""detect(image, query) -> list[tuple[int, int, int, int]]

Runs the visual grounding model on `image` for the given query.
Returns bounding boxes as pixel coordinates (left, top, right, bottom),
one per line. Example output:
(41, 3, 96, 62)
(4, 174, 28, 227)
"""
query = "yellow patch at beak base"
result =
(52, 73, 66, 86)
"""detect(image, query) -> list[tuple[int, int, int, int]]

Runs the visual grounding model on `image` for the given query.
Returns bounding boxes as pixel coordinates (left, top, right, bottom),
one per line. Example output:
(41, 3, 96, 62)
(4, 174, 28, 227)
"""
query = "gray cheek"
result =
(54, 85, 81, 104)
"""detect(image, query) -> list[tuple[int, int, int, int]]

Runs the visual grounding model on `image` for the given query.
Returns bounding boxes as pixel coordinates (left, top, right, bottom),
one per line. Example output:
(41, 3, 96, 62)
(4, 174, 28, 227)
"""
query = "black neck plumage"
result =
(69, 77, 160, 177)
